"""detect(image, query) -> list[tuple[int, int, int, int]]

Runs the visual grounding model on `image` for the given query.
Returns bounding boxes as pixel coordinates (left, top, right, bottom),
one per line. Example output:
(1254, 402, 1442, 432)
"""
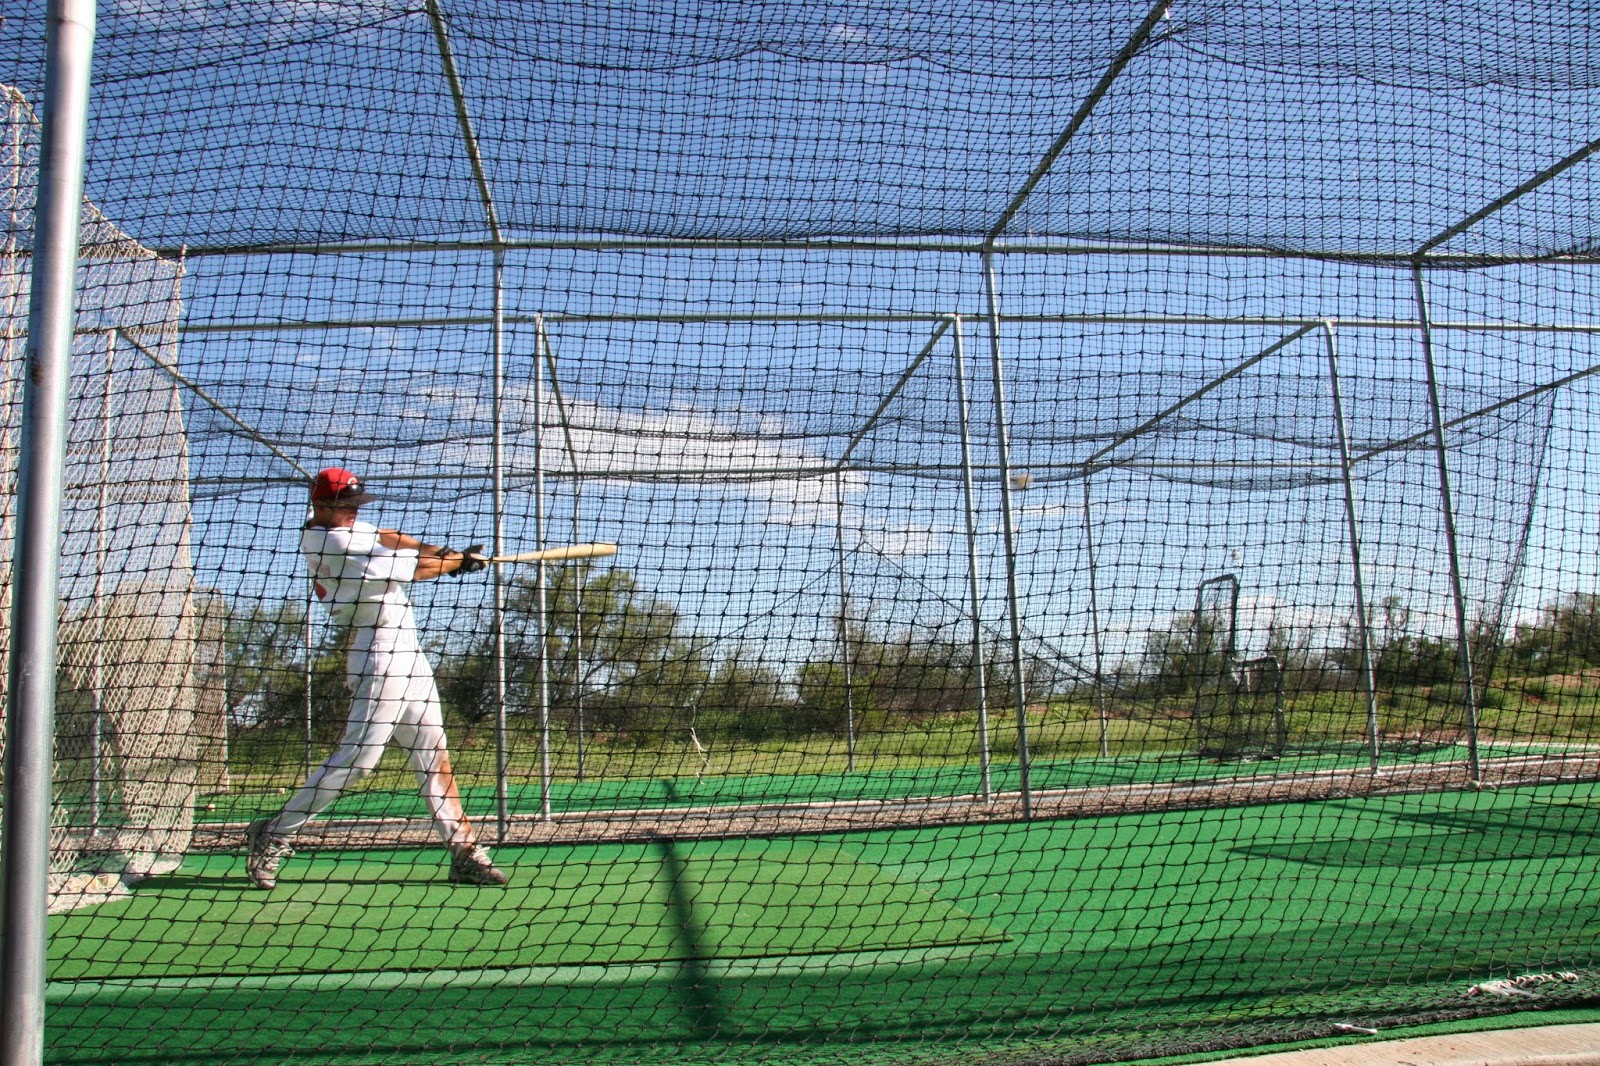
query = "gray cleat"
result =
(245, 819, 294, 890)
(448, 845, 509, 886)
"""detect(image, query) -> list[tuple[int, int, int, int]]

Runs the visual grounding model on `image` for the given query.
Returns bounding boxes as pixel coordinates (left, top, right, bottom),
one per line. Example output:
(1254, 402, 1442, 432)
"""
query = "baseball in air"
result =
(1010, 472, 1034, 491)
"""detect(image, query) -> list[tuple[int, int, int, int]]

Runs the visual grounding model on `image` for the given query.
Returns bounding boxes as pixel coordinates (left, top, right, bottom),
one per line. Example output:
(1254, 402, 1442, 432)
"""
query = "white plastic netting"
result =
(0, 86, 204, 908)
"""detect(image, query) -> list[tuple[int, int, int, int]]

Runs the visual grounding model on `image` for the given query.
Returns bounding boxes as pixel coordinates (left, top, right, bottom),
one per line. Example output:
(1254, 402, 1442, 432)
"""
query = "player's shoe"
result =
(448, 845, 509, 886)
(245, 819, 294, 890)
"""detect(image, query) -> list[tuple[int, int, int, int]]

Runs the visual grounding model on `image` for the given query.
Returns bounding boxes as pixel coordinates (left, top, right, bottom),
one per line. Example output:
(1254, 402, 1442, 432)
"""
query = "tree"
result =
(216, 600, 351, 735)
(432, 642, 499, 744)
(1329, 595, 1457, 688)
(502, 563, 710, 741)
(1263, 619, 1331, 696)
(1507, 592, 1600, 676)
(695, 656, 792, 743)
(1140, 612, 1228, 697)
(792, 622, 1006, 734)
(219, 600, 309, 728)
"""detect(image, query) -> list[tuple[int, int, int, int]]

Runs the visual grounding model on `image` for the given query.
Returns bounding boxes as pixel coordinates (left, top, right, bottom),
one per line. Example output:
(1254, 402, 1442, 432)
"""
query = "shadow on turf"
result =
(1233, 801, 1600, 868)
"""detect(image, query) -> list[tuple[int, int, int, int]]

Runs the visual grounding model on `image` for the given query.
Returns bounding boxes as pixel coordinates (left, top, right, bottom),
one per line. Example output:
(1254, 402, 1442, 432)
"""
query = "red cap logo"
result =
(310, 467, 376, 506)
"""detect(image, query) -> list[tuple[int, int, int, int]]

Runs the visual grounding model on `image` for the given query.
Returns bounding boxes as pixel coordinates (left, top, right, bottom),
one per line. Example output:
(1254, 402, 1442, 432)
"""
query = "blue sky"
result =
(5, 0, 1598, 679)
(152, 244, 1600, 678)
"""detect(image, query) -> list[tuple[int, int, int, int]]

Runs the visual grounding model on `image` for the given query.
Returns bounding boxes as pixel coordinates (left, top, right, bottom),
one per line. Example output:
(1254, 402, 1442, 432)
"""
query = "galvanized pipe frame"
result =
(161, 309, 1600, 336)
(27, 0, 1593, 857)
(828, 312, 998, 798)
(537, 329, 592, 782)
(89, 331, 114, 835)
(2, 5, 1592, 1058)
(950, 315, 996, 801)
(982, 253, 1034, 819)
(1321, 321, 1383, 774)
(1080, 476, 1111, 760)
(428, 0, 527, 831)
(831, 470, 857, 774)
(165, 297, 1596, 813)
(145, 235, 1600, 268)
(171, 308, 1573, 479)
(1, 3, 95, 1064)
(491, 252, 509, 837)
(1411, 266, 1483, 782)
(530, 316, 552, 820)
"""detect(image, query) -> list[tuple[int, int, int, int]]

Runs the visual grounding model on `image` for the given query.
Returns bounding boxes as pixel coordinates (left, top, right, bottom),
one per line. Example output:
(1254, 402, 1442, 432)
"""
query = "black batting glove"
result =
(455, 545, 488, 575)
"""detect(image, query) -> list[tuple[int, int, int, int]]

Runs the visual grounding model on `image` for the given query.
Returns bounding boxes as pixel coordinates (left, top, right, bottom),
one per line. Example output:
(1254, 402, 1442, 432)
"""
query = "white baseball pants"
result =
(266, 617, 476, 850)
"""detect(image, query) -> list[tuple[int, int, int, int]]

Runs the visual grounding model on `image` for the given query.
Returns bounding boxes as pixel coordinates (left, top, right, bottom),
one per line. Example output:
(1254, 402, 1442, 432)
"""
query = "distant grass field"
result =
(198, 678, 1598, 826)
(197, 745, 1508, 826)
(47, 779, 1600, 1066)
(214, 676, 1600, 800)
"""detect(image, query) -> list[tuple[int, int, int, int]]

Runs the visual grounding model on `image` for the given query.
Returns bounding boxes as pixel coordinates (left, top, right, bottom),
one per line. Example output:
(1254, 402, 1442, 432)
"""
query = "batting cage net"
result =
(4, 3, 1600, 1065)
(2, 87, 204, 911)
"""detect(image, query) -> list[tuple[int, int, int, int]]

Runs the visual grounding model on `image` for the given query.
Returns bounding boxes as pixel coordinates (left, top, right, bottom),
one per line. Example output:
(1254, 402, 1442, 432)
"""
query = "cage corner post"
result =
(1320, 320, 1382, 774)
(1410, 265, 1482, 783)
(0, 2, 96, 1063)
(981, 252, 1033, 816)
(950, 313, 994, 799)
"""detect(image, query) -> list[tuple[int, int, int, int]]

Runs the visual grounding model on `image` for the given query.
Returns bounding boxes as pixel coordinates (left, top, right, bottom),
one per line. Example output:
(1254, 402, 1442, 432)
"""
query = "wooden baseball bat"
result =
(489, 542, 618, 564)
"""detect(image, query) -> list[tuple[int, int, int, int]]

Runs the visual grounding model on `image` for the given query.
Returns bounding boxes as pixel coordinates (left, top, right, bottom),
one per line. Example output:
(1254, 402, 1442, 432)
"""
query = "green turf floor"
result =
(47, 779, 1600, 1065)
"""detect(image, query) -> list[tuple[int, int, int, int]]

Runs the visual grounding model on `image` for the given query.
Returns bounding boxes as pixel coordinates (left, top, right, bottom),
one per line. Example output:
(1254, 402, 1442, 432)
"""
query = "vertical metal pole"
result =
(534, 335, 586, 779)
(90, 333, 112, 834)
(1081, 477, 1111, 759)
(553, 343, 588, 782)
(832, 471, 857, 773)
(303, 589, 314, 772)
(533, 316, 552, 818)
(981, 253, 1032, 817)
(2, 4, 95, 1062)
(950, 316, 993, 800)
(1322, 322, 1382, 774)
(491, 250, 509, 841)
(1410, 267, 1481, 781)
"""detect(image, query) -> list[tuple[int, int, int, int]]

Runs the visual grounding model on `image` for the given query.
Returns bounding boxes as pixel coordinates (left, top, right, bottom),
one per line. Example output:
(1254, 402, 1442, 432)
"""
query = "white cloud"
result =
(112, 0, 406, 37)
(429, 392, 859, 525)
(828, 23, 872, 45)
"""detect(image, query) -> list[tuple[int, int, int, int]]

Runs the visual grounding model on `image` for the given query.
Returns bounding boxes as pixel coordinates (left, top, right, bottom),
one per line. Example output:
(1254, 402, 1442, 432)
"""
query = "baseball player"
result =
(246, 467, 508, 888)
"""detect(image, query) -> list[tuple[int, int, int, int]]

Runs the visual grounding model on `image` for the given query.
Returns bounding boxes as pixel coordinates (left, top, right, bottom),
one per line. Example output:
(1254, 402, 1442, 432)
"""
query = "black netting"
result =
(5, 3, 1600, 1064)
(2, 1, 1596, 253)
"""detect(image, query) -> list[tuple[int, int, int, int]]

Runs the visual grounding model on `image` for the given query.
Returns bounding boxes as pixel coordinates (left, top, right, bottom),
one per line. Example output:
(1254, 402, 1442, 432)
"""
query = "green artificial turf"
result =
(49, 837, 1005, 981)
(46, 780, 1600, 1066)
(195, 745, 1490, 825)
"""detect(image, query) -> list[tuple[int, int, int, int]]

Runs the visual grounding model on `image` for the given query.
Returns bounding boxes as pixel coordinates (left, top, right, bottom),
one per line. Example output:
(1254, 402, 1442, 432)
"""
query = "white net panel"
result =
(0, 86, 198, 905)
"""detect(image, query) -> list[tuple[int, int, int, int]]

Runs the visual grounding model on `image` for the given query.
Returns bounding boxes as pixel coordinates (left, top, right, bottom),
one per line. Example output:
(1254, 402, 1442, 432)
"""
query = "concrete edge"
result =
(1202, 1023, 1600, 1066)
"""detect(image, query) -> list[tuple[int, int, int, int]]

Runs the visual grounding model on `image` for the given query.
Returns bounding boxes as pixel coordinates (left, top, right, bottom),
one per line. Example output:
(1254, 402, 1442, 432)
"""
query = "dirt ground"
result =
(192, 751, 1600, 853)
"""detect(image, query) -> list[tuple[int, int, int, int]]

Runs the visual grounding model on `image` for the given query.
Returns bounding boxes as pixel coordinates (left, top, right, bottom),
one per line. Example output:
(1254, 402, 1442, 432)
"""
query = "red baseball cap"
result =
(310, 467, 377, 507)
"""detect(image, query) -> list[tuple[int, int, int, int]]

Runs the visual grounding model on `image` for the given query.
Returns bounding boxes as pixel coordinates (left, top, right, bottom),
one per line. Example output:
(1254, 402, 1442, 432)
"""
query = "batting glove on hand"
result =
(454, 545, 488, 575)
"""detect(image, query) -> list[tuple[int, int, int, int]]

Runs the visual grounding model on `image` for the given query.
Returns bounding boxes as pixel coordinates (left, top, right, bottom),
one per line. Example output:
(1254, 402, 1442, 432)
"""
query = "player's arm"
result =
(376, 529, 486, 581)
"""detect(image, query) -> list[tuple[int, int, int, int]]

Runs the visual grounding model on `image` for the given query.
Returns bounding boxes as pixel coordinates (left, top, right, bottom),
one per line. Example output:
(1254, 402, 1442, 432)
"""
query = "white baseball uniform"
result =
(263, 519, 476, 850)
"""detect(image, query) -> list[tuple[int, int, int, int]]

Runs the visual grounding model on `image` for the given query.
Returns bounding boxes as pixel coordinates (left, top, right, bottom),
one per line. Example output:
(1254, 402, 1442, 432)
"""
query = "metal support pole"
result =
(1321, 323, 1382, 774)
(981, 253, 1032, 817)
(533, 315, 552, 818)
(2, 4, 95, 1062)
(303, 589, 314, 772)
(90, 332, 112, 835)
(1081, 477, 1111, 759)
(540, 337, 588, 781)
(950, 316, 993, 800)
(832, 471, 857, 773)
(1411, 267, 1482, 781)
(491, 250, 509, 841)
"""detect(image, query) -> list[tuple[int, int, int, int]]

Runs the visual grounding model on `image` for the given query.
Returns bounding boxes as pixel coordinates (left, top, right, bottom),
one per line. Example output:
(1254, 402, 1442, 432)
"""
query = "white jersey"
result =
(301, 519, 419, 631)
